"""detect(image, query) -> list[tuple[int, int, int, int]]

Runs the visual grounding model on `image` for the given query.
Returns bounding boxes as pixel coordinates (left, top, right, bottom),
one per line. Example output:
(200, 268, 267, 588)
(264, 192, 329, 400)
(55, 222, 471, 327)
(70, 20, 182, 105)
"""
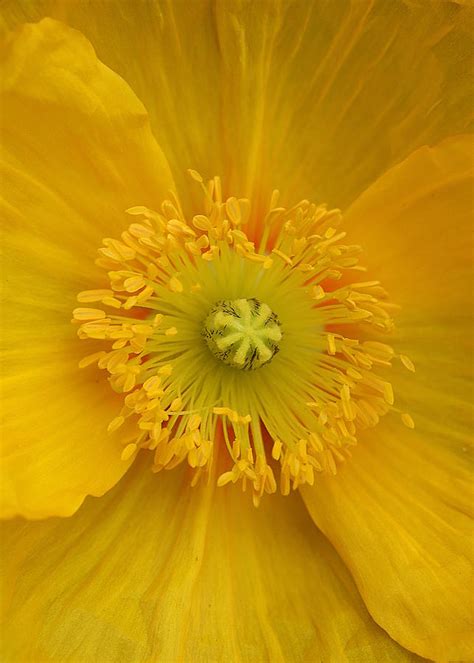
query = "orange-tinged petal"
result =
(216, 0, 473, 209)
(302, 137, 474, 662)
(1, 2, 472, 209)
(0, 19, 174, 518)
(0, 456, 426, 663)
(344, 134, 474, 312)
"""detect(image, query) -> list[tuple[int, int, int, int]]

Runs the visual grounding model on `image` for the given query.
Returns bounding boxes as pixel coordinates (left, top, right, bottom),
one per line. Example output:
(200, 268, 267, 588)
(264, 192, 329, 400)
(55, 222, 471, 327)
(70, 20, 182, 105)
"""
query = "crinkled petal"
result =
(0, 18, 174, 518)
(0, 457, 426, 663)
(1, 1, 472, 209)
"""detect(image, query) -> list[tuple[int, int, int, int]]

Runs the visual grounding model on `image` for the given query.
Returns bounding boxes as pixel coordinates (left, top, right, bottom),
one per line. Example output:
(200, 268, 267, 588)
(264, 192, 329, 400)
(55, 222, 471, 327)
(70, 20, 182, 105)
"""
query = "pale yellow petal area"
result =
(1, 1, 472, 211)
(0, 457, 427, 663)
(302, 136, 474, 661)
(0, 19, 175, 518)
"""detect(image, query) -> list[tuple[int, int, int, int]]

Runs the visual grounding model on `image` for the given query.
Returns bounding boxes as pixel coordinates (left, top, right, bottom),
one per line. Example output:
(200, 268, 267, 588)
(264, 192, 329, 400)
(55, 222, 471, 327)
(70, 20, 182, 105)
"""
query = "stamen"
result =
(73, 170, 414, 505)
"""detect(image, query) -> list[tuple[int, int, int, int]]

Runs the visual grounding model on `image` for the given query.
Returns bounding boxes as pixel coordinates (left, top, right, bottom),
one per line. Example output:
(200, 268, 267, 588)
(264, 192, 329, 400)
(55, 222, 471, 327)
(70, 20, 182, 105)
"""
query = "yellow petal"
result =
(0, 19, 174, 518)
(22, 0, 222, 213)
(302, 136, 474, 661)
(343, 134, 473, 457)
(216, 0, 474, 209)
(0, 457, 424, 663)
(301, 422, 474, 662)
(344, 134, 474, 313)
(2, 2, 472, 210)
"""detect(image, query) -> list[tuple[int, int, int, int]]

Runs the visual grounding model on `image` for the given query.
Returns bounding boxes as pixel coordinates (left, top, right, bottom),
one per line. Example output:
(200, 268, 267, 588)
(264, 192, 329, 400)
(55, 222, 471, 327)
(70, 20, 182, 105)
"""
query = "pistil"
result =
(203, 298, 282, 370)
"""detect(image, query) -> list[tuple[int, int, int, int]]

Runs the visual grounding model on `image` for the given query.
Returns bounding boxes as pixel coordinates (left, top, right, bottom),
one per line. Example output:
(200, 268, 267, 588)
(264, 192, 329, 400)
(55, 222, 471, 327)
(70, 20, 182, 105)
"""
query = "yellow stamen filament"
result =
(73, 171, 414, 505)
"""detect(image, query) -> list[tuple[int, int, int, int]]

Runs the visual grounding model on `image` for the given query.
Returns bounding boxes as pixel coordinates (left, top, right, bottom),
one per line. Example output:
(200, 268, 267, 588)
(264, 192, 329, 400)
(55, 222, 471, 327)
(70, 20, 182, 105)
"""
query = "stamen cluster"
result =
(73, 171, 414, 505)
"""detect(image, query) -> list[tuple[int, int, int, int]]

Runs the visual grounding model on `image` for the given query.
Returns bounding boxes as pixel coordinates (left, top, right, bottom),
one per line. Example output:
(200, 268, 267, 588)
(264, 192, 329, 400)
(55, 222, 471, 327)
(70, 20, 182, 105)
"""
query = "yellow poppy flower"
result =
(1, 2, 473, 662)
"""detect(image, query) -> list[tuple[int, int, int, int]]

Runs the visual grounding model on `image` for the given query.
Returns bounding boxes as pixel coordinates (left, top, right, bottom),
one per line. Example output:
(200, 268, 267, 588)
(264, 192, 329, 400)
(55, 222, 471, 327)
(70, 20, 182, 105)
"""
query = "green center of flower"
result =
(203, 298, 283, 370)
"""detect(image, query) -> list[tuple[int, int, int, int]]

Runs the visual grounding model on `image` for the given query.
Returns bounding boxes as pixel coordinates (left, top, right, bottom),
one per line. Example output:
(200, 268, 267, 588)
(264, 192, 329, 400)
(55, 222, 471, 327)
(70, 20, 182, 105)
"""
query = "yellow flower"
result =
(1, 3, 473, 662)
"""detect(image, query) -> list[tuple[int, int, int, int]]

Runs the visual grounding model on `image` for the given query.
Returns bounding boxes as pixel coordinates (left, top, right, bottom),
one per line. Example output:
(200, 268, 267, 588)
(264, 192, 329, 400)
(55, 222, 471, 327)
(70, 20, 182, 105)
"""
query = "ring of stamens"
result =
(73, 170, 415, 506)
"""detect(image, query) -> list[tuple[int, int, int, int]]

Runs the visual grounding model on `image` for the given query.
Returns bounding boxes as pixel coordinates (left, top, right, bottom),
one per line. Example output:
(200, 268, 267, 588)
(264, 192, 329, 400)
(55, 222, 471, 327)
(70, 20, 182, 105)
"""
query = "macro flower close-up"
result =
(0, 1, 473, 662)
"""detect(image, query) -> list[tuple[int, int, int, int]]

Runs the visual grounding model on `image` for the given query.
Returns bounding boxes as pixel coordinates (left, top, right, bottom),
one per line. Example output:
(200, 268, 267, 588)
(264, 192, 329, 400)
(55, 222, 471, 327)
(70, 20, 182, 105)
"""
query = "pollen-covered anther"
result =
(73, 169, 415, 503)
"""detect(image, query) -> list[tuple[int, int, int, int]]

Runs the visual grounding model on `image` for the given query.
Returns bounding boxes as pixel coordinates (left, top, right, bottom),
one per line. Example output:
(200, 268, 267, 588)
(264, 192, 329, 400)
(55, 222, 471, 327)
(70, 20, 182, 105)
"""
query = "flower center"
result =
(73, 170, 415, 505)
(203, 298, 282, 370)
